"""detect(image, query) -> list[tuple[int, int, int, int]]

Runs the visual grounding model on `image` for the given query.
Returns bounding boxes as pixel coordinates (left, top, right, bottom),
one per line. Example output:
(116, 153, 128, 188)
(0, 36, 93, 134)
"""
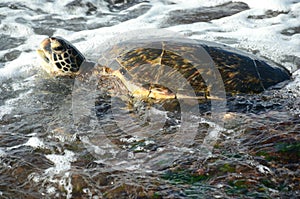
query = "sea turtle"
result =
(37, 36, 291, 101)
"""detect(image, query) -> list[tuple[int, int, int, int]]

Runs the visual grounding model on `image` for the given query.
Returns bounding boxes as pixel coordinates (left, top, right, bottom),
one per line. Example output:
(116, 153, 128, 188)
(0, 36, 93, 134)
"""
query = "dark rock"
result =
(161, 1, 249, 27)
(281, 26, 300, 36)
(0, 50, 21, 62)
(0, 35, 26, 51)
(105, 0, 150, 11)
(65, 0, 98, 15)
(248, 10, 288, 19)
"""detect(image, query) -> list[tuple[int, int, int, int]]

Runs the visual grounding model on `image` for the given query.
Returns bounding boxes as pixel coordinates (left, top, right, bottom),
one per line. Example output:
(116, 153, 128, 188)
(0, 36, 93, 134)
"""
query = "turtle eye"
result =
(53, 46, 65, 52)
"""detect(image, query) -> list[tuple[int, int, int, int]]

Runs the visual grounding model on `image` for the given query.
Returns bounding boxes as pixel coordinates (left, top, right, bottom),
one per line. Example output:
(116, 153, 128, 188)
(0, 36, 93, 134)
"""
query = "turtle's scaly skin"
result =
(37, 37, 291, 99)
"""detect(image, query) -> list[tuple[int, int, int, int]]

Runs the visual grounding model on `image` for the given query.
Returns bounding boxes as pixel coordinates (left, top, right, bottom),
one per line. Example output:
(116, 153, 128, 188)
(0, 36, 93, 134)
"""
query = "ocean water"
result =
(0, 0, 300, 198)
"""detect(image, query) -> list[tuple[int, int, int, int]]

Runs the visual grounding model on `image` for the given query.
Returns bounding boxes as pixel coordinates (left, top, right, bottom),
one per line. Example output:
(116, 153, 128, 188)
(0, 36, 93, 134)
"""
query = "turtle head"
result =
(37, 36, 85, 77)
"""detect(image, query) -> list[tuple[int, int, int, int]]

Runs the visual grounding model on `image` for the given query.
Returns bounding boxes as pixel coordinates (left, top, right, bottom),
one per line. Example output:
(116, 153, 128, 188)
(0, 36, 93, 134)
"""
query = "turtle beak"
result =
(37, 38, 51, 63)
(40, 37, 50, 47)
(37, 49, 49, 63)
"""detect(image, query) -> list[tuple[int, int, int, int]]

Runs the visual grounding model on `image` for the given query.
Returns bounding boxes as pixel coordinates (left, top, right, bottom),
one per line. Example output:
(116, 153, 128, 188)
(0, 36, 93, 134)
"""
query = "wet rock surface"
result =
(161, 2, 249, 28)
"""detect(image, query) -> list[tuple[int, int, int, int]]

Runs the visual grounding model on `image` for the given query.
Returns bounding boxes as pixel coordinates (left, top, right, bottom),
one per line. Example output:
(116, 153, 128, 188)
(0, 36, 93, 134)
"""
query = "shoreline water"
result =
(0, 0, 299, 198)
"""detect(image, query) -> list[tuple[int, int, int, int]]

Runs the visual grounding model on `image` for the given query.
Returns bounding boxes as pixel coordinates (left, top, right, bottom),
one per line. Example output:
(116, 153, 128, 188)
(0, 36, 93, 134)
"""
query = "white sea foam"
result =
(45, 150, 76, 175)
(240, 0, 294, 11)
(24, 137, 45, 148)
(0, 53, 33, 78)
(0, 148, 6, 157)
(0, 0, 109, 16)
(0, 106, 13, 121)
(170, 0, 231, 8)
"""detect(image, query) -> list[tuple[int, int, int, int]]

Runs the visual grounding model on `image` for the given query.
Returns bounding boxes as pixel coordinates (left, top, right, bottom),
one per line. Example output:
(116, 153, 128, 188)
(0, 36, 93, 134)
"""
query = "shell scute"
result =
(102, 39, 291, 99)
